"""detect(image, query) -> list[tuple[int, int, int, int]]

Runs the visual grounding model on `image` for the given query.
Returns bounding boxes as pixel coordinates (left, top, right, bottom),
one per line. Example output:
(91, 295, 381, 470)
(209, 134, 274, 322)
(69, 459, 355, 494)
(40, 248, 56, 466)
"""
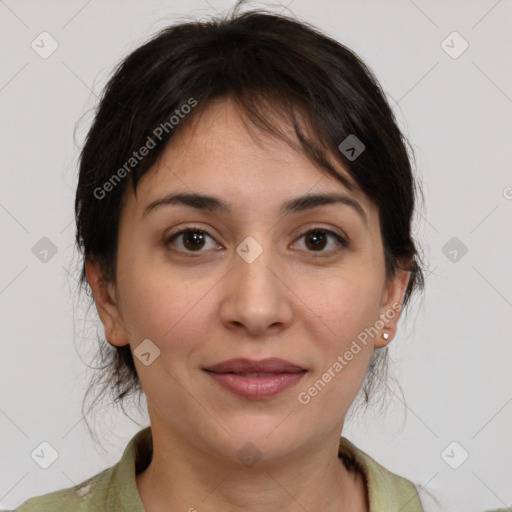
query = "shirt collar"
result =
(112, 427, 421, 512)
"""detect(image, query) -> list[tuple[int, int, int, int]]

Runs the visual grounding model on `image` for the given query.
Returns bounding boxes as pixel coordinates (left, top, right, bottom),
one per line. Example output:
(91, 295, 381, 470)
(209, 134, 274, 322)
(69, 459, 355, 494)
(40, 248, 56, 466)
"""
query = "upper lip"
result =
(203, 358, 307, 374)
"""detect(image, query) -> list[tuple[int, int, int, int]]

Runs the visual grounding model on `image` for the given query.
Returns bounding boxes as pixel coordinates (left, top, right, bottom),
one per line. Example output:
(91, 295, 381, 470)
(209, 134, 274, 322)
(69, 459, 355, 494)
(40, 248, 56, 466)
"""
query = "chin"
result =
(208, 419, 305, 464)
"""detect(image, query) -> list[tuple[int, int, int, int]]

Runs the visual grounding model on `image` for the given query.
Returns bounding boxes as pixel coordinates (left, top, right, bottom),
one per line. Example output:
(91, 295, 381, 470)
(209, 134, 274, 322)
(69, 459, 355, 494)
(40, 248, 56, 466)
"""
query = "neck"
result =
(135, 422, 369, 512)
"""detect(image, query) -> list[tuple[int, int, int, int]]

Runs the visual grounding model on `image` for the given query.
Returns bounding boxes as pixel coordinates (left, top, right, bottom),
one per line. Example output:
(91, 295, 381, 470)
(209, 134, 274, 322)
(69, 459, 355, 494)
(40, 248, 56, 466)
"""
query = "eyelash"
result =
(164, 225, 349, 257)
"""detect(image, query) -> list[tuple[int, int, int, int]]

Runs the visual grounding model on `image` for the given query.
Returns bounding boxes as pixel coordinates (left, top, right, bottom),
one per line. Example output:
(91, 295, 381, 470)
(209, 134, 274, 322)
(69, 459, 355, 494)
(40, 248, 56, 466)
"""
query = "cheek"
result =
(298, 274, 380, 392)
(117, 258, 216, 355)
(304, 270, 381, 342)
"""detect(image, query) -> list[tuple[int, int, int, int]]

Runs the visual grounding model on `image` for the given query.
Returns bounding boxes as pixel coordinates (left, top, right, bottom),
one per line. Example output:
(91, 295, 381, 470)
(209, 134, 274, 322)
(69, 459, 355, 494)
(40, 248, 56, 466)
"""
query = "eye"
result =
(293, 227, 348, 256)
(164, 226, 348, 256)
(165, 227, 221, 255)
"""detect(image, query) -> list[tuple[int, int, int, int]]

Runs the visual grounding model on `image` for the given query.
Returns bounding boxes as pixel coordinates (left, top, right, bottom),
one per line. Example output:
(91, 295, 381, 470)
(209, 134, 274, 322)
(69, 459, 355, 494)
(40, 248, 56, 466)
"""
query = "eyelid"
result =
(296, 224, 350, 244)
(292, 225, 349, 254)
(164, 225, 221, 253)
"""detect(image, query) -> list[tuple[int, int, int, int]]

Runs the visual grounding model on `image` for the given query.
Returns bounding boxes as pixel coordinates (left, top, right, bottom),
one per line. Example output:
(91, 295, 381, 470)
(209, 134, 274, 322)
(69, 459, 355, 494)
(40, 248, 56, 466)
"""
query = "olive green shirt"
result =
(6, 427, 427, 511)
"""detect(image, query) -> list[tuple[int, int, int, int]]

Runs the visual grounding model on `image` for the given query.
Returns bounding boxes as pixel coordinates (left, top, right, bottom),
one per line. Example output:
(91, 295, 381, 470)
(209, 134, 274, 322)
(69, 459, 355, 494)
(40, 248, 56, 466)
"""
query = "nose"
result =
(219, 239, 293, 337)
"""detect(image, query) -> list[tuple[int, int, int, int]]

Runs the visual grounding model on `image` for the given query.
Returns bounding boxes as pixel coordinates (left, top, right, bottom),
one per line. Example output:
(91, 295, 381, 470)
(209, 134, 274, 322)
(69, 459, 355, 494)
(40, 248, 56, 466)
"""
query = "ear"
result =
(374, 262, 411, 349)
(85, 257, 129, 347)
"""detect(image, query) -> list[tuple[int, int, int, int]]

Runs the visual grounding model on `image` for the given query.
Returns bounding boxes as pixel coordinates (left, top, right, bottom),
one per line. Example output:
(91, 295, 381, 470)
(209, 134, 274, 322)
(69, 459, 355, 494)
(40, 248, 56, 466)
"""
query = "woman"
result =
(10, 5, 437, 511)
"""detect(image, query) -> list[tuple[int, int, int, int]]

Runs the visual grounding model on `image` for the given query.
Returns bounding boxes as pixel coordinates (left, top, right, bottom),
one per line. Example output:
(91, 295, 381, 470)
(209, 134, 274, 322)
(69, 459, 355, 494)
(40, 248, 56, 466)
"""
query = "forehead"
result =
(135, 97, 368, 206)
(121, 100, 378, 236)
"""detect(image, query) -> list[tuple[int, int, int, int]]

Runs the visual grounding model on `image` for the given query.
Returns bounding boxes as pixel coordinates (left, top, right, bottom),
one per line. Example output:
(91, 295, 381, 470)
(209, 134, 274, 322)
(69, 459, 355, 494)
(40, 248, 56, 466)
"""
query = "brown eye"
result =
(295, 228, 348, 255)
(165, 228, 220, 253)
(165, 226, 347, 257)
(182, 230, 206, 251)
(305, 231, 328, 251)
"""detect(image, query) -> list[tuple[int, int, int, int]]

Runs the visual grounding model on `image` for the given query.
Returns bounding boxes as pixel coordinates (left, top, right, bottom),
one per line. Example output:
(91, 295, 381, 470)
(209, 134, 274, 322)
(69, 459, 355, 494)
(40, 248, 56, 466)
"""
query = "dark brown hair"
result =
(74, 4, 425, 429)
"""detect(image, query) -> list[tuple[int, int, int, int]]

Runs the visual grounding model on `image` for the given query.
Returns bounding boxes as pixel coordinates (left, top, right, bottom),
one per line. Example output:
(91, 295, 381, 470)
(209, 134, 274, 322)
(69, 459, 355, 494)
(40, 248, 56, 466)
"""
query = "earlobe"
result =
(85, 257, 129, 347)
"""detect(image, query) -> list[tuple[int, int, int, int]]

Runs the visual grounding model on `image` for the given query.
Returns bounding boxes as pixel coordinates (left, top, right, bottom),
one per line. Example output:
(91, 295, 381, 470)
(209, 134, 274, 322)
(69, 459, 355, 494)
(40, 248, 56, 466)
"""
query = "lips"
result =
(203, 358, 307, 399)
(203, 357, 306, 375)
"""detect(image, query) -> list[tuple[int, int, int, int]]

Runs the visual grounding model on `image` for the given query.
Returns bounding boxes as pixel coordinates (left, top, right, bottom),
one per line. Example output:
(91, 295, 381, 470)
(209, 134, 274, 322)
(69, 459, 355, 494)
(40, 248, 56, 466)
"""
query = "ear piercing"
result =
(382, 332, 389, 340)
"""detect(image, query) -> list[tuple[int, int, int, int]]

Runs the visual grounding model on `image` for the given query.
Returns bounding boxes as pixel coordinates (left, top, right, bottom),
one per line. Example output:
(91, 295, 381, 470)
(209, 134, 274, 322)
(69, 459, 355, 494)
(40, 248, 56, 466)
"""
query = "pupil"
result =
(307, 231, 326, 251)
(184, 231, 204, 250)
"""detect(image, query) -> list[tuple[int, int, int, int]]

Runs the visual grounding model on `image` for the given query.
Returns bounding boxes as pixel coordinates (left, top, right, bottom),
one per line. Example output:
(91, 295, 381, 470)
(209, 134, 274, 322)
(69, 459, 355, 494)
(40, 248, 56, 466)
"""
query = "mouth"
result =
(203, 371, 307, 400)
(203, 357, 307, 374)
(203, 358, 308, 400)
(207, 371, 303, 377)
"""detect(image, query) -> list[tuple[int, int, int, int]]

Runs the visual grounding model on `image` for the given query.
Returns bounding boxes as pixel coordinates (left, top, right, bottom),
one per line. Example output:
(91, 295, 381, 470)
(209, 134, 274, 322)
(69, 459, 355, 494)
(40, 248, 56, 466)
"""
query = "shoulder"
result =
(339, 436, 424, 511)
(5, 427, 151, 512)
(5, 465, 118, 512)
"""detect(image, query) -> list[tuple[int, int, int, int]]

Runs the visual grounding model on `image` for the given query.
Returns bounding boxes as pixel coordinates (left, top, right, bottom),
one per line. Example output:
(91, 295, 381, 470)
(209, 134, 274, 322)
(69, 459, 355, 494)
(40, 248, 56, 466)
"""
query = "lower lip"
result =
(205, 371, 307, 399)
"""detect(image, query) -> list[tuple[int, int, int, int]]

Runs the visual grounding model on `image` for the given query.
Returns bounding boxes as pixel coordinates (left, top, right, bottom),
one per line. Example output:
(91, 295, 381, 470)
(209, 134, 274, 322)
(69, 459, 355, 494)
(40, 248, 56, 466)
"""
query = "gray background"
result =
(0, 0, 511, 510)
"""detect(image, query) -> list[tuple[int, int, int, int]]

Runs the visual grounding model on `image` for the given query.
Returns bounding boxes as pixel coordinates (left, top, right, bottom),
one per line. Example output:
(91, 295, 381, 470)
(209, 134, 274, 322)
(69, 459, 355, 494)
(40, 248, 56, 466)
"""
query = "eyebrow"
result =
(143, 191, 368, 226)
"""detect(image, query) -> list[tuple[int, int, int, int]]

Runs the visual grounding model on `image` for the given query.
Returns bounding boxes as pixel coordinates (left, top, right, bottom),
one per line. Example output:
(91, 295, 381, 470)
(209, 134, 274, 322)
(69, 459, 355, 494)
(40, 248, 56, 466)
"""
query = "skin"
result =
(86, 97, 410, 512)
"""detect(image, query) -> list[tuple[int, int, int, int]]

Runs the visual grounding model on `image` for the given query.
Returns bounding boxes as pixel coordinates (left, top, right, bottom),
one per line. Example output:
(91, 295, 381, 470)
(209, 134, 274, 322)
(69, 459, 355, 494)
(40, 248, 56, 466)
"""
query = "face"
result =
(87, 97, 410, 465)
